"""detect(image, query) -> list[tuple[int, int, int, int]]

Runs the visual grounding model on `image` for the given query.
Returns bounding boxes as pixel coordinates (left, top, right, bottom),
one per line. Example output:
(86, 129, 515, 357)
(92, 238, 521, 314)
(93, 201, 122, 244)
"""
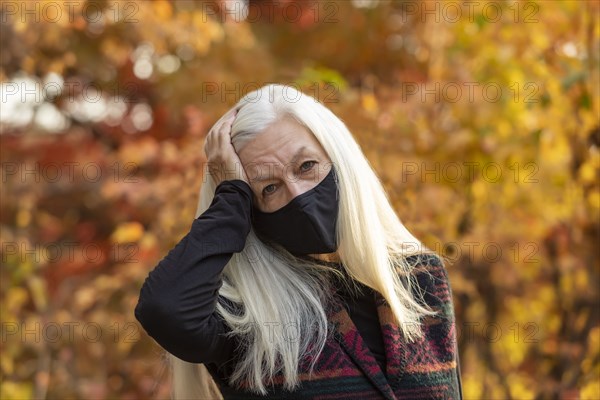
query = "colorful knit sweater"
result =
(206, 254, 463, 399)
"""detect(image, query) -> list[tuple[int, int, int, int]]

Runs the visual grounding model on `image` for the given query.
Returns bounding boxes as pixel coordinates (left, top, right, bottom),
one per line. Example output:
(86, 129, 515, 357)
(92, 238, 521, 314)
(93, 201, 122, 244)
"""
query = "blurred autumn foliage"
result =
(1, 0, 598, 399)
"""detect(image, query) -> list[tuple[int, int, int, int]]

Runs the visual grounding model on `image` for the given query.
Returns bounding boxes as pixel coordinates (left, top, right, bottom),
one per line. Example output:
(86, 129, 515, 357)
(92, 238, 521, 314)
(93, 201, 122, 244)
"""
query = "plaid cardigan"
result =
(205, 254, 463, 399)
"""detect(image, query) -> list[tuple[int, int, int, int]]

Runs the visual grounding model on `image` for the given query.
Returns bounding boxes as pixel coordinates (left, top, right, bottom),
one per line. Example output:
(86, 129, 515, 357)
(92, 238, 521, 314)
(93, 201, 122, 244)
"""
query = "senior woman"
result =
(135, 84, 463, 399)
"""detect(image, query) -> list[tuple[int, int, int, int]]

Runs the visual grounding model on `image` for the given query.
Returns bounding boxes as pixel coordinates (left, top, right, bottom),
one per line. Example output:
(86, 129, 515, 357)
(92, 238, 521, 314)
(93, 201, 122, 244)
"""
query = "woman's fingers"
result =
(204, 109, 234, 154)
(204, 108, 247, 185)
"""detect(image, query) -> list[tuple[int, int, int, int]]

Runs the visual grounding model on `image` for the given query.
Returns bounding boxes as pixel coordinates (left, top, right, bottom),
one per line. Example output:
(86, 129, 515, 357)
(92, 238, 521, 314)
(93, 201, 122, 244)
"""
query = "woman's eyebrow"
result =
(248, 146, 316, 184)
(290, 146, 310, 165)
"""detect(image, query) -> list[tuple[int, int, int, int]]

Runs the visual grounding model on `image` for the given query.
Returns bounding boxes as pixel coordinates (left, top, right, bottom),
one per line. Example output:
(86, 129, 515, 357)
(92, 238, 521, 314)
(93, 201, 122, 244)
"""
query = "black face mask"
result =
(252, 167, 339, 256)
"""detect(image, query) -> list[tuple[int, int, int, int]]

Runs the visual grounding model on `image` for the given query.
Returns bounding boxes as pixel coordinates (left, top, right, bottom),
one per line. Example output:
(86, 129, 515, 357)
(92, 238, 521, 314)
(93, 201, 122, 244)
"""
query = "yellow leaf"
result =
(6, 287, 28, 312)
(578, 162, 597, 184)
(507, 373, 535, 399)
(463, 374, 483, 400)
(581, 375, 600, 400)
(361, 93, 378, 113)
(111, 222, 144, 243)
(27, 276, 48, 312)
(153, 0, 173, 20)
(588, 190, 600, 210)
(16, 209, 31, 228)
(1, 353, 14, 375)
(0, 381, 33, 400)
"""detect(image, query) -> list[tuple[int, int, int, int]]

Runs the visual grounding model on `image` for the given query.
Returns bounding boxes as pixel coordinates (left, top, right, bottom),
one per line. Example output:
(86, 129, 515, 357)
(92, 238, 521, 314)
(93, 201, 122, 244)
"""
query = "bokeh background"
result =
(1, 0, 598, 399)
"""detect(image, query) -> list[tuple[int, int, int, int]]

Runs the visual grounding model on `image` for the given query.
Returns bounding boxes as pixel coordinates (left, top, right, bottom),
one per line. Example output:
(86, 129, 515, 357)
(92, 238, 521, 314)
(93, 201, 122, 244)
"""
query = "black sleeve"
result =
(134, 179, 253, 366)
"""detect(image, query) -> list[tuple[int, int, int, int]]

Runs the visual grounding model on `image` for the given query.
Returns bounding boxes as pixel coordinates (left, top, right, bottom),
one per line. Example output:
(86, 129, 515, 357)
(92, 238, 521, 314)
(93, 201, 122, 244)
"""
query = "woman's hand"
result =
(204, 108, 248, 186)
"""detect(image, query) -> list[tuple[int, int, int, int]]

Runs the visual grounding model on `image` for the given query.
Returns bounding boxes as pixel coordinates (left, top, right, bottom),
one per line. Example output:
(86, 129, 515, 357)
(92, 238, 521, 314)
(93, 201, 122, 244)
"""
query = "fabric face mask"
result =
(252, 167, 339, 256)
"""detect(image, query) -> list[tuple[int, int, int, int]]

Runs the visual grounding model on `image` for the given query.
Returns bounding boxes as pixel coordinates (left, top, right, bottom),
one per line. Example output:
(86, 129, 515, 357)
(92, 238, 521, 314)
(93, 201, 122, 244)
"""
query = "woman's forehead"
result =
(238, 118, 327, 167)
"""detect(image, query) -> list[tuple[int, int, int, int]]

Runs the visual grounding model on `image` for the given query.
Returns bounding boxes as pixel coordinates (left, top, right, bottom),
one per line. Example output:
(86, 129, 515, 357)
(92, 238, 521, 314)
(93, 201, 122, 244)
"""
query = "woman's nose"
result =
(287, 181, 306, 200)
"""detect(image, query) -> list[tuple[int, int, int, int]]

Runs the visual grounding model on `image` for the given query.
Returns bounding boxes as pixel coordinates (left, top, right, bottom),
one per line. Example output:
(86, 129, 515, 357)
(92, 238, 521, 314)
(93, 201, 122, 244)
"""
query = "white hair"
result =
(169, 84, 440, 399)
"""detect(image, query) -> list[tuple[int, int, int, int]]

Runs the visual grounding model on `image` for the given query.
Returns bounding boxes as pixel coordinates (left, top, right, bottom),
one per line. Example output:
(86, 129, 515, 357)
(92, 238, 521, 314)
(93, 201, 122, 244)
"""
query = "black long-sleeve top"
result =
(134, 180, 386, 373)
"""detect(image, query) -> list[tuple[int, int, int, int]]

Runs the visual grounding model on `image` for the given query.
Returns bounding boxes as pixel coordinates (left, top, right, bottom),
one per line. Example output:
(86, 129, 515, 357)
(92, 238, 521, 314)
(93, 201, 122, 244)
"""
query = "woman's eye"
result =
(300, 161, 316, 172)
(262, 184, 277, 196)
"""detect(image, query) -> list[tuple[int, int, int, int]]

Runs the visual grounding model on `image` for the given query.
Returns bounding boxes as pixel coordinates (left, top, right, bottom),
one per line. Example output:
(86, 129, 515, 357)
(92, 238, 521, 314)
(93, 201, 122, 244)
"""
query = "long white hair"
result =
(169, 84, 440, 399)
